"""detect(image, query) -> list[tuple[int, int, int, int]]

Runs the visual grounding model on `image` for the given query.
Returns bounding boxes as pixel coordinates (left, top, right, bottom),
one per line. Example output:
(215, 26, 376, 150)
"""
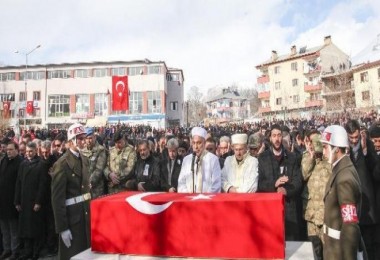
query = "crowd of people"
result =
(0, 110, 379, 259)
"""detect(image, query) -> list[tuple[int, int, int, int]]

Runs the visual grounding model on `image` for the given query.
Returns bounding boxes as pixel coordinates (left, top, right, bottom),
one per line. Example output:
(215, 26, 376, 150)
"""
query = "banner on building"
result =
(112, 76, 129, 111)
(26, 101, 34, 114)
(2, 101, 11, 118)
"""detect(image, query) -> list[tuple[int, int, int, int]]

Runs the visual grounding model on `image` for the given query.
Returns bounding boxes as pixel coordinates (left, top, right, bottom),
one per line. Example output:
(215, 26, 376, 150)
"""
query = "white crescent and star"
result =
(116, 81, 125, 98)
(126, 192, 173, 215)
(125, 193, 215, 215)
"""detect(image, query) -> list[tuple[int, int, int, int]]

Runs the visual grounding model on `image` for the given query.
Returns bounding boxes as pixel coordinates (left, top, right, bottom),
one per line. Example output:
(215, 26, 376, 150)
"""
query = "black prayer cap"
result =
(369, 124, 380, 138)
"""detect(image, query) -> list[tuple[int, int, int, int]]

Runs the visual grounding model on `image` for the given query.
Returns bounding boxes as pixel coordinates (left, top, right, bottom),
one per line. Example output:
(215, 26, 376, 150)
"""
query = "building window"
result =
(275, 81, 281, 90)
(19, 92, 26, 102)
(75, 94, 90, 113)
(0, 94, 15, 101)
(33, 108, 41, 117)
(147, 91, 161, 113)
(293, 95, 299, 103)
(170, 102, 178, 111)
(75, 69, 90, 78)
(148, 66, 161, 74)
(93, 68, 108, 77)
(95, 93, 108, 116)
(274, 66, 280, 74)
(111, 68, 127, 76)
(378, 68, 380, 79)
(128, 67, 144, 76)
(362, 91, 370, 101)
(48, 95, 70, 117)
(276, 98, 282, 105)
(360, 72, 369, 83)
(292, 79, 298, 87)
(48, 70, 72, 79)
(33, 91, 41, 101)
(129, 92, 143, 114)
(291, 62, 298, 71)
(20, 71, 45, 80)
(0, 72, 16, 81)
(19, 109, 25, 119)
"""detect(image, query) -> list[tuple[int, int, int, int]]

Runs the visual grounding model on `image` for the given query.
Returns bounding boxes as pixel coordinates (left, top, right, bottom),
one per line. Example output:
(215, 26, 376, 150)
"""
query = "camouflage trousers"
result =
(307, 221, 324, 240)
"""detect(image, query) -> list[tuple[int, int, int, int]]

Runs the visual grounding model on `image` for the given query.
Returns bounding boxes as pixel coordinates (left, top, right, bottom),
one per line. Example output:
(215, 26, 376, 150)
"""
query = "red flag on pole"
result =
(3, 101, 10, 118)
(112, 76, 129, 111)
(26, 101, 34, 114)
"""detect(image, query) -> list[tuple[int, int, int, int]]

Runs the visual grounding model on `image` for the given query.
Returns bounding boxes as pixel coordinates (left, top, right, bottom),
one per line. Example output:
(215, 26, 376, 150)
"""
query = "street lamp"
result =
(15, 44, 41, 129)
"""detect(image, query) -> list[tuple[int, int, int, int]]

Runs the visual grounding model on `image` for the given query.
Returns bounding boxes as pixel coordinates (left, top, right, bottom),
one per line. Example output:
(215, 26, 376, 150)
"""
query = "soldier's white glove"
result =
(61, 229, 72, 248)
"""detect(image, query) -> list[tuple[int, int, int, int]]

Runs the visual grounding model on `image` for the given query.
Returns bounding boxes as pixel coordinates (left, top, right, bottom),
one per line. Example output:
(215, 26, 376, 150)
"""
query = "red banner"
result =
(26, 101, 34, 114)
(91, 192, 285, 259)
(3, 101, 10, 118)
(112, 76, 129, 111)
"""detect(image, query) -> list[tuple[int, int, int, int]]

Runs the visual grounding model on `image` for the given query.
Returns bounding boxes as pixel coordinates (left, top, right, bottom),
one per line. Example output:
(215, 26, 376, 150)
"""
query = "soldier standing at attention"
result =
(51, 123, 91, 260)
(301, 130, 331, 260)
(82, 128, 108, 199)
(321, 125, 364, 260)
(104, 130, 136, 194)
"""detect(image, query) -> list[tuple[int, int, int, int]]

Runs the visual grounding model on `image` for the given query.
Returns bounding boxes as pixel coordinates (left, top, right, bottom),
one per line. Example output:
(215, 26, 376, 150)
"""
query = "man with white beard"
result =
(222, 133, 258, 193)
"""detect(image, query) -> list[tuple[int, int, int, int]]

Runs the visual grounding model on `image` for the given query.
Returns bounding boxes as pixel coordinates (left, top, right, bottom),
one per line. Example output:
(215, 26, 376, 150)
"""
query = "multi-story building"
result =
(0, 60, 184, 129)
(352, 60, 380, 111)
(205, 87, 250, 124)
(256, 36, 350, 119)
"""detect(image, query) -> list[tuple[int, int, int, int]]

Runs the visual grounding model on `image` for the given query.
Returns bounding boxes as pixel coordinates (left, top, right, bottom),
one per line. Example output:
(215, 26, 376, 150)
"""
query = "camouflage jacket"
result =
(301, 151, 331, 225)
(104, 144, 137, 193)
(82, 141, 108, 199)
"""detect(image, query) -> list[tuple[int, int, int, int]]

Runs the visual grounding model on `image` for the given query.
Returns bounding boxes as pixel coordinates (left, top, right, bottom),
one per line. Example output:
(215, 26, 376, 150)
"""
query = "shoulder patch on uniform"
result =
(341, 204, 358, 223)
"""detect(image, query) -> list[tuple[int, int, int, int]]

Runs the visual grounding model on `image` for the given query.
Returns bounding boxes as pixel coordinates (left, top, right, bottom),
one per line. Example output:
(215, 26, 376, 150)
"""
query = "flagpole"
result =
(15, 44, 41, 130)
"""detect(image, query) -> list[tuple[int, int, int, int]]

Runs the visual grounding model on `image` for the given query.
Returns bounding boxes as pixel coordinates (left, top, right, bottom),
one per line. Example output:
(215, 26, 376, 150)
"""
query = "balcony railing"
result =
(304, 83, 322, 92)
(305, 99, 323, 107)
(257, 75, 270, 84)
(258, 106, 271, 113)
(258, 91, 270, 99)
(304, 65, 321, 75)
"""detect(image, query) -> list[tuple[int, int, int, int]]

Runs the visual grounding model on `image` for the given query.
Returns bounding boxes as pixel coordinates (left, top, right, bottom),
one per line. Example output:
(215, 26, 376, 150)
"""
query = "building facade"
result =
(256, 36, 351, 119)
(205, 87, 250, 124)
(0, 60, 184, 129)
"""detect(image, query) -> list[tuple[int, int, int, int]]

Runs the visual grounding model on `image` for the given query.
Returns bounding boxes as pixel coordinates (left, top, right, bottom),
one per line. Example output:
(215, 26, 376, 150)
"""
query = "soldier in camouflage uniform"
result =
(104, 130, 137, 194)
(301, 130, 331, 260)
(82, 128, 108, 199)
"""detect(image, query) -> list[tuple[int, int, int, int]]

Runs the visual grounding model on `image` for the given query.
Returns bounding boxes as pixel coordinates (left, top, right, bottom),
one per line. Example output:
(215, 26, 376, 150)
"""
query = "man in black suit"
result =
(160, 138, 183, 192)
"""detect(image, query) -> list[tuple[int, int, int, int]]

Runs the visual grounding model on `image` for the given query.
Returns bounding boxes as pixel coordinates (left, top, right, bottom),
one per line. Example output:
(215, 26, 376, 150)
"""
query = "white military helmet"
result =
(321, 125, 349, 148)
(67, 123, 85, 141)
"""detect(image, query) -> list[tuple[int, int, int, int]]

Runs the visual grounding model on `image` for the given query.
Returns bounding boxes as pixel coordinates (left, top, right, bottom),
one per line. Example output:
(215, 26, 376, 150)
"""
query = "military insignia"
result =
(341, 204, 358, 223)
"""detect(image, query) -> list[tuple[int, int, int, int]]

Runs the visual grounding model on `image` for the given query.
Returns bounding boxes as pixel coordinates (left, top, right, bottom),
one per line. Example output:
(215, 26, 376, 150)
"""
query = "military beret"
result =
(113, 130, 125, 142)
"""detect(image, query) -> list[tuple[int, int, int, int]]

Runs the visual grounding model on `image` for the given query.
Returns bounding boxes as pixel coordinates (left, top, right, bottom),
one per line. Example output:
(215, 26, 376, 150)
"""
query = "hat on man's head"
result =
(191, 127, 207, 139)
(369, 124, 380, 138)
(248, 133, 263, 148)
(113, 130, 125, 142)
(311, 134, 323, 153)
(231, 133, 248, 145)
(85, 127, 94, 137)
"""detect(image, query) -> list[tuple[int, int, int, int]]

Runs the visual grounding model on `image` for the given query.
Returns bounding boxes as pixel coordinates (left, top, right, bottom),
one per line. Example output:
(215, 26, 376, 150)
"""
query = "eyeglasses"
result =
(54, 143, 62, 147)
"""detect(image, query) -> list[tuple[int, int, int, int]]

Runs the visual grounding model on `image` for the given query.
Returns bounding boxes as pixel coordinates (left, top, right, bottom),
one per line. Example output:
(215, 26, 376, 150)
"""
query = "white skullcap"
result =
(191, 127, 207, 139)
(231, 133, 248, 145)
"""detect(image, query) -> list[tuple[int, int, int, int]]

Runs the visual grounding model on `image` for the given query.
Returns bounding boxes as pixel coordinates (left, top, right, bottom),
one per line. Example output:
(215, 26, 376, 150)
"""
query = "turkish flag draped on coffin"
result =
(26, 101, 34, 114)
(91, 192, 285, 259)
(112, 76, 129, 111)
(2, 101, 11, 118)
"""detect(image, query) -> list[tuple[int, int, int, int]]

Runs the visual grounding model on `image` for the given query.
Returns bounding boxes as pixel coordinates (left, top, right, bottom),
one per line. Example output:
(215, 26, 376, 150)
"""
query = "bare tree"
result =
(238, 87, 260, 116)
(186, 86, 207, 126)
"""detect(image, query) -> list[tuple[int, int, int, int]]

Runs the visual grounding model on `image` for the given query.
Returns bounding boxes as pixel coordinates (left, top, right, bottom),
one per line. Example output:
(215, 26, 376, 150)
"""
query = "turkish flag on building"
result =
(112, 76, 129, 111)
(3, 101, 11, 118)
(91, 192, 285, 259)
(26, 101, 34, 114)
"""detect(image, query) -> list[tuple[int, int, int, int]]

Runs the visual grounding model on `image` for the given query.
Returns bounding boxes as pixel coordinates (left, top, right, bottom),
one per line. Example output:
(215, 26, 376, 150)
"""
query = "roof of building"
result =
(256, 45, 324, 68)
(352, 59, 380, 73)
(352, 34, 380, 65)
(206, 88, 246, 103)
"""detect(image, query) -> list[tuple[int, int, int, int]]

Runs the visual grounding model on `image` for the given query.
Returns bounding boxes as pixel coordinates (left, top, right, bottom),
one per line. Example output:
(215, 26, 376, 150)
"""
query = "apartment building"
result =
(205, 87, 250, 124)
(256, 36, 350, 119)
(0, 60, 184, 129)
(352, 60, 380, 111)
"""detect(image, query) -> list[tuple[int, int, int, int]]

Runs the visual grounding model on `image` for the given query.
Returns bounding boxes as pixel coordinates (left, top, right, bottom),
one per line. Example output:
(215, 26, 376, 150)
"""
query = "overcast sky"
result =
(1, 0, 379, 98)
